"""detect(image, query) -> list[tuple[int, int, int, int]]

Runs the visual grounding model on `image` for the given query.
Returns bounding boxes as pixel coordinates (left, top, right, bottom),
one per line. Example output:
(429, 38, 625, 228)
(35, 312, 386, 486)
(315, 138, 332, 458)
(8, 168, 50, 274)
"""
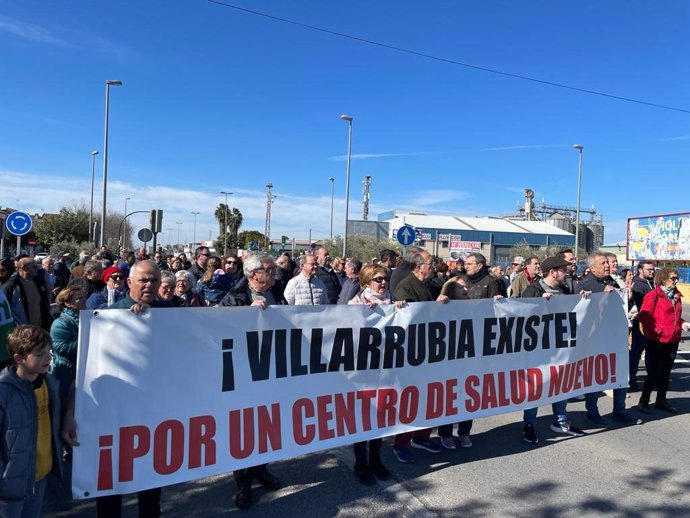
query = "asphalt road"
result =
(44, 313, 690, 518)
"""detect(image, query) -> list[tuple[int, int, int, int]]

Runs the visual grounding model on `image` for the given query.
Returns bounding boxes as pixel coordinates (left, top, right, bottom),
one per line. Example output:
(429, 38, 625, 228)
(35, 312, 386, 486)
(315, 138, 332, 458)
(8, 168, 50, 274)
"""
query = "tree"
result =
(508, 240, 571, 262)
(323, 235, 403, 262)
(214, 204, 243, 240)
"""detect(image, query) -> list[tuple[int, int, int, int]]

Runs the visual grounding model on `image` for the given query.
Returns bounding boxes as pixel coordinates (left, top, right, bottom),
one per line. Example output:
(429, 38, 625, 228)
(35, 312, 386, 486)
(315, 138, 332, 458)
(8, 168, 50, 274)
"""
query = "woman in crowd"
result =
(86, 266, 127, 309)
(50, 287, 85, 406)
(178, 252, 192, 270)
(638, 268, 690, 414)
(0, 258, 14, 285)
(175, 270, 203, 307)
(197, 256, 234, 306)
(347, 264, 404, 484)
(158, 270, 179, 305)
(170, 256, 185, 274)
(332, 257, 346, 285)
(222, 254, 243, 285)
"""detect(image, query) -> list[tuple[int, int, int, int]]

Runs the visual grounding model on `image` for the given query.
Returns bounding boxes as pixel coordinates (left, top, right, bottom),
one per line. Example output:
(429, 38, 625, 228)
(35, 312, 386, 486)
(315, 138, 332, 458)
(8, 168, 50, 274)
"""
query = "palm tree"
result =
(227, 208, 243, 239)
(214, 203, 229, 236)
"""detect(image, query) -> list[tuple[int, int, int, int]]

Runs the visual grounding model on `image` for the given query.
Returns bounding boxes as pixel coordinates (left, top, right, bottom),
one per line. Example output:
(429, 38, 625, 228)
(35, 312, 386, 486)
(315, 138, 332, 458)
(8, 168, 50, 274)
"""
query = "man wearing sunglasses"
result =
(188, 246, 211, 282)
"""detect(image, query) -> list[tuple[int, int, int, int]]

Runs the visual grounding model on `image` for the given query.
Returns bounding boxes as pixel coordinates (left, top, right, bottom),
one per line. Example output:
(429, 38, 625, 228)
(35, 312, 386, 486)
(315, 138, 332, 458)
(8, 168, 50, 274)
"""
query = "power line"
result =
(207, 0, 690, 115)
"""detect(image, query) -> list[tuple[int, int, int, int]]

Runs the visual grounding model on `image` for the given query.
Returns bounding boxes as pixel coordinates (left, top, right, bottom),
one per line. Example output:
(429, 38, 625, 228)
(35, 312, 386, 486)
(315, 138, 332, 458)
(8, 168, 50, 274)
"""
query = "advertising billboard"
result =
(627, 212, 690, 261)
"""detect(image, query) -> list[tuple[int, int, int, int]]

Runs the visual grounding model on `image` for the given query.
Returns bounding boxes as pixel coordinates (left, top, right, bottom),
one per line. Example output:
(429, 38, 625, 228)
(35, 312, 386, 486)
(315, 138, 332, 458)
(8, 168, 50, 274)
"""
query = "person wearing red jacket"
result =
(637, 268, 690, 414)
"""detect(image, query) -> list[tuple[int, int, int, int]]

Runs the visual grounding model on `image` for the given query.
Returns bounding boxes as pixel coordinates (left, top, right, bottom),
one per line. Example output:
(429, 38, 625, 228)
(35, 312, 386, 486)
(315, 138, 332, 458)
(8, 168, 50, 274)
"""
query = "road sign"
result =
(138, 228, 154, 243)
(5, 211, 32, 236)
(396, 225, 416, 246)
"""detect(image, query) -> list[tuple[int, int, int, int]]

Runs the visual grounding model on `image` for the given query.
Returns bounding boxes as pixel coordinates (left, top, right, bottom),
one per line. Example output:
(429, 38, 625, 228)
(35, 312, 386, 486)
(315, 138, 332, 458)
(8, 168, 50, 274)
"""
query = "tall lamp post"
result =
(122, 197, 131, 249)
(100, 79, 123, 248)
(89, 150, 99, 245)
(573, 144, 584, 258)
(340, 114, 353, 257)
(220, 191, 233, 256)
(328, 176, 335, 241)
(191, 211, 200, 248)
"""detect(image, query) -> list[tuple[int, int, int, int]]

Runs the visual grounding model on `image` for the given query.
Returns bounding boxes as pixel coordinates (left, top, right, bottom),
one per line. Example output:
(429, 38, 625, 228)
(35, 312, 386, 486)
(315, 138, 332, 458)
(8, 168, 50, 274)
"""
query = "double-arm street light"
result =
(340, 114, 353, 257)
(220, 191, 233, 256)
(100, 79, 123, 248)
(89, 150, 99, 245)
(573, 144, 584, 258)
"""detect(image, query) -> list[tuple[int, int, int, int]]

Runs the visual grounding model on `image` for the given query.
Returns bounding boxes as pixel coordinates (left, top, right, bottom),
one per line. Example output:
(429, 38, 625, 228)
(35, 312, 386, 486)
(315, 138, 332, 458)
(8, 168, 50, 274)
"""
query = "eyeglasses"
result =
(669, 276, 679, 281)
(110, 275, 124, 281)
(371, 276, 389, 283)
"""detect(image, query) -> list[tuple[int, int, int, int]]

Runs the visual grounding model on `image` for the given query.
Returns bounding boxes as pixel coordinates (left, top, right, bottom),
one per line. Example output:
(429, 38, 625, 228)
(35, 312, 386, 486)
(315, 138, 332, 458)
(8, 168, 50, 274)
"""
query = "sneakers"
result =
(440, 436, 457, 450)
(393, 447, 415, 463)
(550, 421, 585, 437)
(585, 412, 610, 428)
(458, 435, 472, 448)
(411, 438, 442, 453)
(523, 424, 539, 444)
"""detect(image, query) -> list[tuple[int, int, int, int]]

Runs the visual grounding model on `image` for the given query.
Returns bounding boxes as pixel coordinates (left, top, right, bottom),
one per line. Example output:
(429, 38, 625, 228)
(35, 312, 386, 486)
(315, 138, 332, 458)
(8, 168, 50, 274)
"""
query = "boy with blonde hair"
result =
(0, 325, 61, 518)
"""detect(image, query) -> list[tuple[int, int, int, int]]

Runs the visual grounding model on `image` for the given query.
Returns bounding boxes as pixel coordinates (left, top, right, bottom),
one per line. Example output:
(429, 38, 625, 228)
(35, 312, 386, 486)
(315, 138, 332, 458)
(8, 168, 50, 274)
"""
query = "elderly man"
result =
(629, 261, 655, 389)
(219, 253, 283, 508)
(520, 256, 589, 443)
(1, 257, 53, 330)
(272, 254, 293, 301)
(89, 260, 171, 518)
(391, 249, 449, 462)
(188, 245, 210, 281)
(509, 256, 541, 298)
(579, 252, 641, 427)
(68, 259, 104, 299)
(40, 256, 58, 302)
(314, 246, 341, 304)
(509, 256, 525, 283)
(283, 253, 328, 305)
(338, 258, 363, 304)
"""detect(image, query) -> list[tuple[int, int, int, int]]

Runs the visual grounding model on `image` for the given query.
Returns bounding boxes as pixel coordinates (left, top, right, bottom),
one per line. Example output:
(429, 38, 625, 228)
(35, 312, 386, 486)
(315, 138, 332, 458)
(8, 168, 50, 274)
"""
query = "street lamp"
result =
(573, 144, 584, 258)
(89, 150, 99, 245)
(100, 79, 123, 248)
(123, 197, 131, 249)
(340, 114, 353, 257)
(220, 191, 233, 256)
(191, 211, 200, 248)
(176, 222, 183, 251)
(328, 176, 335, 241)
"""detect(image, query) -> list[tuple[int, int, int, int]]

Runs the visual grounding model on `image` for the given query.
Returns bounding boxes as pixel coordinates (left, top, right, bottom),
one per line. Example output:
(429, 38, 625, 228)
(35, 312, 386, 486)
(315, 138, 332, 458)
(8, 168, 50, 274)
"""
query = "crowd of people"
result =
(0, 243, 686, 516)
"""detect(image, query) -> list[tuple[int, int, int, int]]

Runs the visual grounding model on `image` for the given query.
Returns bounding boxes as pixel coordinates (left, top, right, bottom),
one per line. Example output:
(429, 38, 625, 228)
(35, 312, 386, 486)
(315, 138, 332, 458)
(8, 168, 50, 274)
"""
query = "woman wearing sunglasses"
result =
(637, 268, 690, 414)
(347, 264, 404, 484)
(85, 266, 128, 309)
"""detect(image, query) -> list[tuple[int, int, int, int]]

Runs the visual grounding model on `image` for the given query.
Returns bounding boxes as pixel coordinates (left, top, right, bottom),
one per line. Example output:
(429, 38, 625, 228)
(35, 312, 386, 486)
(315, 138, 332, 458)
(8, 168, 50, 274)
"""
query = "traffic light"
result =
(150, 209, 163, 233)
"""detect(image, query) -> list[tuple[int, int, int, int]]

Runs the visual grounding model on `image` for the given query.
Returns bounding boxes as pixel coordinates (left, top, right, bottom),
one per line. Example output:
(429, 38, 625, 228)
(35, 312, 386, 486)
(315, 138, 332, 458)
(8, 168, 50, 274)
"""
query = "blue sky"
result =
(1, 1, 689, 246)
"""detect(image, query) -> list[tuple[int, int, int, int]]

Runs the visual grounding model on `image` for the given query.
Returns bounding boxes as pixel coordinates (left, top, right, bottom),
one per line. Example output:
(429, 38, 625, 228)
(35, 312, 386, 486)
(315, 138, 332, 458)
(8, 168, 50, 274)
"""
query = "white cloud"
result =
(0, 15, 68, 46)
(661, 135, 690, 142)
(473, 144, 565, 152)
(329, 151, 435, 162)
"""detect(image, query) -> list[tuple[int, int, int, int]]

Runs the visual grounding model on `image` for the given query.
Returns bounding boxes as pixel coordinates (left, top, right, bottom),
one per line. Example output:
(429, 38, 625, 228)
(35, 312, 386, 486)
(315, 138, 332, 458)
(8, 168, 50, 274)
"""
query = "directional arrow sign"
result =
(396, 224, 416, 246)
(6, 211, 32, 236)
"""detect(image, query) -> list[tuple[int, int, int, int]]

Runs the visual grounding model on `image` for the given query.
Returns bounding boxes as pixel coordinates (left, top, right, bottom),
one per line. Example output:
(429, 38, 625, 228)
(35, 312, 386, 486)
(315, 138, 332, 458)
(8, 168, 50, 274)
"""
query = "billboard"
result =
(627, 212, 690, 261)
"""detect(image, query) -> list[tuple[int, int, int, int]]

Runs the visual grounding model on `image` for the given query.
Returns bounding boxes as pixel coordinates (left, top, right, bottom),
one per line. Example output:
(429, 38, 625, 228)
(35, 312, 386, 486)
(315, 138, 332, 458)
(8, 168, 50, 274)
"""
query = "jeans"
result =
(585, 387, 628, 415)
(0, 477, 47, 518)
(523, 400, 568, 426)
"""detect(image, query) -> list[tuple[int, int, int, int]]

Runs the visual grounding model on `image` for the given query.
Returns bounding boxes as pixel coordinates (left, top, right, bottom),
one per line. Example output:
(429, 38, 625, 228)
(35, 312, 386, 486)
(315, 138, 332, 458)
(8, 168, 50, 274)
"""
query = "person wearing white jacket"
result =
(283, 253, 328, 305)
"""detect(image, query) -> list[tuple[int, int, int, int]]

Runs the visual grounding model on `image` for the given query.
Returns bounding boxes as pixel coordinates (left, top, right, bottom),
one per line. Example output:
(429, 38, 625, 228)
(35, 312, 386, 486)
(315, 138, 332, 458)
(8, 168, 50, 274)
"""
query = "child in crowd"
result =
(0, 325, 62, 518)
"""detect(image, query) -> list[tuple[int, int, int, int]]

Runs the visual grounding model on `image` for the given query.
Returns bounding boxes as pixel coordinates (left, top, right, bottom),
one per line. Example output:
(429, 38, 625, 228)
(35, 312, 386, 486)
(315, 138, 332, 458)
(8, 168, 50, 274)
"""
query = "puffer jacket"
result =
(50, 307, 80, 405)
(283, 274, 328, 305)
(0, 367, 62, 500)
(639, 285, 685, 344)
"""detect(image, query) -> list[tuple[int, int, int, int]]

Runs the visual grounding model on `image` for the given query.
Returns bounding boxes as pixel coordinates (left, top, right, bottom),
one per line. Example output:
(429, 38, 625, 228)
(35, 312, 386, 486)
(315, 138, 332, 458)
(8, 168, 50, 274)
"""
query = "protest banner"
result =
(72, 292, 627, 498)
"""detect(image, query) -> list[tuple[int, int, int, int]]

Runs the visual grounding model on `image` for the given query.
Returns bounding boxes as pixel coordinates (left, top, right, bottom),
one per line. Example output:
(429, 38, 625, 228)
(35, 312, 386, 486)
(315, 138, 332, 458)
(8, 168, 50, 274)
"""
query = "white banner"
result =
(72, 293, 627, 498)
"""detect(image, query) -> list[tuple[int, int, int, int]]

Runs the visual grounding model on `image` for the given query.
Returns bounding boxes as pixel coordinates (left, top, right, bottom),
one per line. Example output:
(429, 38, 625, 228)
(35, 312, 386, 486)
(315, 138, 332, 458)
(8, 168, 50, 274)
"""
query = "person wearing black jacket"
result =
(1, 258, 53, 331)
(629, 261, 655, 389)
(314, 246, 341, 304)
